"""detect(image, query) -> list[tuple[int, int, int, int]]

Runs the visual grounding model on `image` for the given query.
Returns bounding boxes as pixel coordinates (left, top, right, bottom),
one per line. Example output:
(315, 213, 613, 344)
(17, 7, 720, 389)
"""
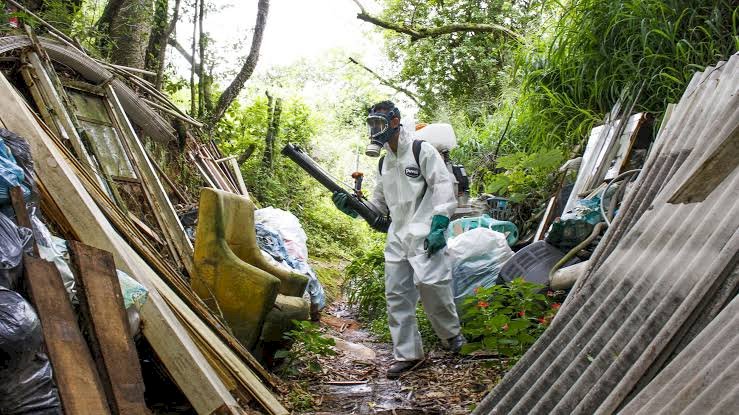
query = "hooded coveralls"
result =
(366, 125, 461, 361)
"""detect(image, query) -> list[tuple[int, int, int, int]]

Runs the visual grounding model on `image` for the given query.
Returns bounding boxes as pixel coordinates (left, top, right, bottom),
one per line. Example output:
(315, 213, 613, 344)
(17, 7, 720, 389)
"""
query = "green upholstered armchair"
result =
(192, 188, 309, 351)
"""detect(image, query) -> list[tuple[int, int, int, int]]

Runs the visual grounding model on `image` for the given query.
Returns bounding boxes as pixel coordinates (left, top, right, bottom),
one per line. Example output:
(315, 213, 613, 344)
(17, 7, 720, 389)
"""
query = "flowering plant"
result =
(460, 278, 560, 359)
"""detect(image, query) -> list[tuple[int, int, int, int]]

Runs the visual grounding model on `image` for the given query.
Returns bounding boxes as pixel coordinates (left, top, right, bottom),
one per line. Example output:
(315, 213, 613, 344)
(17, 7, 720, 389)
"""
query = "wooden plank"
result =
(228, 157, 249, 196)
(128, 211, 165, 246)
(69, 241, 150, 415)
(9, 186, 40, 256)
(104, 85, 195, 277)
(604, 113, 647, 181)
(23, 255, 111, 415)
(0, 72, 242, 415)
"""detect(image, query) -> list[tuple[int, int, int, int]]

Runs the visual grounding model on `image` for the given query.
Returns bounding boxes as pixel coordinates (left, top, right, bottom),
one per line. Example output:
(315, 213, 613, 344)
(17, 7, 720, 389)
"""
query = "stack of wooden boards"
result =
(0, 30, 288, 415)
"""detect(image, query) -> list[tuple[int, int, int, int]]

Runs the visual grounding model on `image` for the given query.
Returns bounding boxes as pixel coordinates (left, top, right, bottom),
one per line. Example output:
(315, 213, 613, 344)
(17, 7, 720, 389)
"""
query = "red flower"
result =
(477, 300, 489, 309)
(518, 310, 526, 317)
(474, 286, 481, 294)
(551, 303, 561, 310)
(538, 317, 548, 326)
(546, 291, 555, 297)
(502, 324, 509, 331)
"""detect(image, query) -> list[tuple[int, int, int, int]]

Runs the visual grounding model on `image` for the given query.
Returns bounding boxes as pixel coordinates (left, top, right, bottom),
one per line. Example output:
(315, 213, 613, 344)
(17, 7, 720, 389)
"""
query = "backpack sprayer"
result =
(281, 143, 390, 232)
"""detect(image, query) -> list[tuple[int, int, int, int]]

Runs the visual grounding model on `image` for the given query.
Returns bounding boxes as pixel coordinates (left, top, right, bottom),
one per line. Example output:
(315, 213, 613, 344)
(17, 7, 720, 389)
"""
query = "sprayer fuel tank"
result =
(414, 123, 457, 152)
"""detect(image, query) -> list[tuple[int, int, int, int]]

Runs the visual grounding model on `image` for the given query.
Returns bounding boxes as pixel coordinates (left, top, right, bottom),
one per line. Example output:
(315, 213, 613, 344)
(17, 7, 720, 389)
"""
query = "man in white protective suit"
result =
(332, 101, 465, 378)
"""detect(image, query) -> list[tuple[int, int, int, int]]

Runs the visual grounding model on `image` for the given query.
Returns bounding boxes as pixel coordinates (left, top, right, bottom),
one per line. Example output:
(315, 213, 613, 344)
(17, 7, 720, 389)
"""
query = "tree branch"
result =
(351, 0, 520, 41)
(207, 0, 269, 128)
(167, 36, 201, 73)
(348, 57, 423, 109)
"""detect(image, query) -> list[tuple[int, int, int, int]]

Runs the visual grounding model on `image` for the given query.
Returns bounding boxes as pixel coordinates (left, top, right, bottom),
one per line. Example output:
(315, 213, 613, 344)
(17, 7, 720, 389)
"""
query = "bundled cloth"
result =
(255, 208, 325, 309)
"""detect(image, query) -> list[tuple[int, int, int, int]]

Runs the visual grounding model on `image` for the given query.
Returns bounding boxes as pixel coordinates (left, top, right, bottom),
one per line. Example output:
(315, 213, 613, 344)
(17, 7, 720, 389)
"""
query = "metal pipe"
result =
(281, 143, 389, 232)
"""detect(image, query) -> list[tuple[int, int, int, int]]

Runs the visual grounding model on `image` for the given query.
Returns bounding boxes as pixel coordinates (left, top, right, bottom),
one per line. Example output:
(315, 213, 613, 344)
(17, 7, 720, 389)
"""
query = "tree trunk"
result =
(154, 0, 182, 90)
(189, 0, 199, 115)
(107, 0, 156, 69)
(144, 0, 169, 76)
(207, 0, 269, 129)
(197, 0, 206, 117)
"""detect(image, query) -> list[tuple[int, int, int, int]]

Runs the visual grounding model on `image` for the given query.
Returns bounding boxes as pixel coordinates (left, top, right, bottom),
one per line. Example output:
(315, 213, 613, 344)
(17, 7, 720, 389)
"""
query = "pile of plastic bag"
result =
(447, 227, 514, 311)
(254, 207, 325, 310)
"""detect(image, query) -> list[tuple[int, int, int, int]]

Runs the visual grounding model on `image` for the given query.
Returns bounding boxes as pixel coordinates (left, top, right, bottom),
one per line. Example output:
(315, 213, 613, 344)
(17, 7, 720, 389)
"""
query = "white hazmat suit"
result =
(366, 125, 461, 361)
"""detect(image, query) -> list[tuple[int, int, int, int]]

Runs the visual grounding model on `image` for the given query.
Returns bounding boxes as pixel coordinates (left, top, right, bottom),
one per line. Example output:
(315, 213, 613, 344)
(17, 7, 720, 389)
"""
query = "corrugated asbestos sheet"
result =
(619, 294, 739, 414)
(474, 53, 738, 415)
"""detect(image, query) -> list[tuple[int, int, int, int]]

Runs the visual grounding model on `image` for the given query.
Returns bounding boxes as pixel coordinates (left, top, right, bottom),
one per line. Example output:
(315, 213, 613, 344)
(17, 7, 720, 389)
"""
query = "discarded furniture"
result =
(193, 188, 309, 349)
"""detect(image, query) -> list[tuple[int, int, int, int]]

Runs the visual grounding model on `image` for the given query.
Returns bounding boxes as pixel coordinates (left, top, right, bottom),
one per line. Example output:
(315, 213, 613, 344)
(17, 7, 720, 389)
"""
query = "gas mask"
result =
(365, 106, 400, 157)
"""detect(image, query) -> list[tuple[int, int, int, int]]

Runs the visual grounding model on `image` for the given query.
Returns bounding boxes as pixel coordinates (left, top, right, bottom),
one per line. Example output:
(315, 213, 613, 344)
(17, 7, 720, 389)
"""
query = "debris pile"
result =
(474, 54, 738, 414)
(0, 25, 300, 414)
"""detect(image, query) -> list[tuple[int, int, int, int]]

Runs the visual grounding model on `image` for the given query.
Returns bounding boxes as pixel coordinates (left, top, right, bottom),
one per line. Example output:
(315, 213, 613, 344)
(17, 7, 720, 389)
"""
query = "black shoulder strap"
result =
(413, 139, 424, 167)
(378, 140, 424, 176)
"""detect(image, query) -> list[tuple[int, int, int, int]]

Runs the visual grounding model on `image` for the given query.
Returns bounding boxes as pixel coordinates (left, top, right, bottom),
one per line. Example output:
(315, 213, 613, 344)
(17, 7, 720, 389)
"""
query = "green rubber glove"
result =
(332, 192, 358, 218)
(424, 215, 450, 256)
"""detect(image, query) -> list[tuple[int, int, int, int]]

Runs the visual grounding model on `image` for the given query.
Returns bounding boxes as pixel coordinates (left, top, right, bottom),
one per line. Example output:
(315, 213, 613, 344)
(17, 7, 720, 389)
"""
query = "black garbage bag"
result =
(0, 213, 33, 291)
(0, 287, 61, 414)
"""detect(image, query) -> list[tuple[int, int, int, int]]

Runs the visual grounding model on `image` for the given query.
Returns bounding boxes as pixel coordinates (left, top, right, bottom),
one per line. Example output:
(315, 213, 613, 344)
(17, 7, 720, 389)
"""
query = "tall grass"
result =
(516, 0, 737, 148)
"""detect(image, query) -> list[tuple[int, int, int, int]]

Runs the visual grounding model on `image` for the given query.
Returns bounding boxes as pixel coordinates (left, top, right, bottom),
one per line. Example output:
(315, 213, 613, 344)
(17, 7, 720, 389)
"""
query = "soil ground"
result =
(281, 302, 507, 414)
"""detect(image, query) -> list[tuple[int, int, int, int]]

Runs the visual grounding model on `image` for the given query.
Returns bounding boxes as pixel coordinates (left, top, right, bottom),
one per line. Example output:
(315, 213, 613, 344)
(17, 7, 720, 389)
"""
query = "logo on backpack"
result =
(404, 166, 420, 178)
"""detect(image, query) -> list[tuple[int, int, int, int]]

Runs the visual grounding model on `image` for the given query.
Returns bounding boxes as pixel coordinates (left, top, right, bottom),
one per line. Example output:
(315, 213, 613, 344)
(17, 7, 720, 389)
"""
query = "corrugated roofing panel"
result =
(474, 53, 739, 415)
(620, 295, 739, 414)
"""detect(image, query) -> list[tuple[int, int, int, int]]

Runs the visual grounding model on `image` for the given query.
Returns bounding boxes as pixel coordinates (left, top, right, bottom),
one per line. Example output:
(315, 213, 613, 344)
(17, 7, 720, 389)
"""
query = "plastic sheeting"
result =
(0, 128, 37, 203)
(447, 228, 514, 310)
(255, 209, 325, 309)
(0, 287, 61, 414)
(255, 207, 308, 261)
(448, 214, 519, 246)
(0, 138, 30, 204)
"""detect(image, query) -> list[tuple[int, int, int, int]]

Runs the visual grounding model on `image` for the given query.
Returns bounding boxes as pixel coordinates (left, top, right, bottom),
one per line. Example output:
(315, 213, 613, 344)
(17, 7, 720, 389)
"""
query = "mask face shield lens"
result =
(367, 115, 389, 138)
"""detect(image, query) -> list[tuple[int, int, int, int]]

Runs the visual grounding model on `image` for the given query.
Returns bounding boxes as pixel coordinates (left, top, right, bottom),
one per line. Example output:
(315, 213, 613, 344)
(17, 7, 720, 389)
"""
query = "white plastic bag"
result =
(446, 228, 514, 308)
(255, 207, 308, 262)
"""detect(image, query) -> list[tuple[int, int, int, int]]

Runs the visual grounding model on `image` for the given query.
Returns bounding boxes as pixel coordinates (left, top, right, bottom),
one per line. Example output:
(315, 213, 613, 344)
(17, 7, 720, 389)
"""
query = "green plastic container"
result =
(448, 214, 519, 246)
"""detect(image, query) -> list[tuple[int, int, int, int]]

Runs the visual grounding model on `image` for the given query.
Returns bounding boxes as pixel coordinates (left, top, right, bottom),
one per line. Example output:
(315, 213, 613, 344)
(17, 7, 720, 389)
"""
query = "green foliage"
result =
(380, 0, 548, 117)
(345, 241, 387, 321)
(484, 148, 564, 203)
(285, 382, 316, 412)
(437, 0, 736, 233)
(276, 320, 337, 376)
(460, 279, 560, 359)
(216, 95, 371, 260)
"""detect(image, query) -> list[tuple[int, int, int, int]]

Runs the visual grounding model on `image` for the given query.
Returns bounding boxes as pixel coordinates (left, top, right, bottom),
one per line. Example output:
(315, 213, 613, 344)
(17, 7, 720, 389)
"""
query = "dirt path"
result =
(283, 302, 505, 414)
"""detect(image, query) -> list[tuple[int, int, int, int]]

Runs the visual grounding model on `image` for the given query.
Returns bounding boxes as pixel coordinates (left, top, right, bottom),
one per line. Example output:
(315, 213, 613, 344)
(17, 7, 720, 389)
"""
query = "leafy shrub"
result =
(276, 320, 337, 375)
(460, 279, 560, 359)
(345, 242, 387, 321)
